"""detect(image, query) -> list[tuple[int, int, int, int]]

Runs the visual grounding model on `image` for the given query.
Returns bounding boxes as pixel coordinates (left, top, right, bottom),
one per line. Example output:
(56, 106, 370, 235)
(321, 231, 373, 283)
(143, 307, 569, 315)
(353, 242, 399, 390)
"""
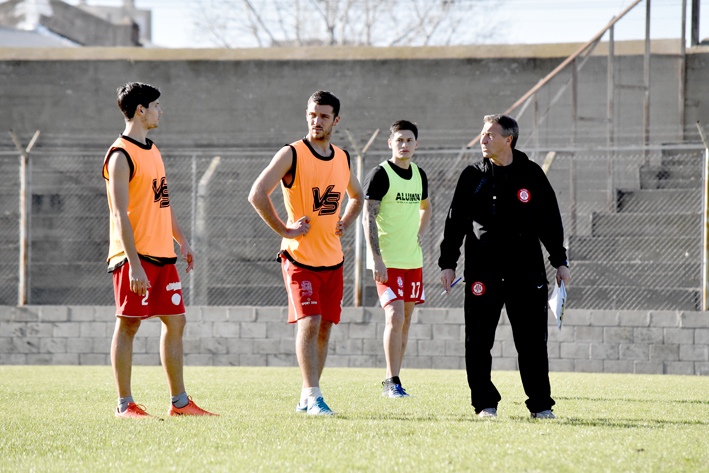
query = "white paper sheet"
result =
(548, 280, 566, 330)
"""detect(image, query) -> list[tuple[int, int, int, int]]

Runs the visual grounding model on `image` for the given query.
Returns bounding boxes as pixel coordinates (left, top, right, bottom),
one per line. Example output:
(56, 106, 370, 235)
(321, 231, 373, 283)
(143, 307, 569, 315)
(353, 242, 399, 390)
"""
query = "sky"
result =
(64, 0, 708, 49)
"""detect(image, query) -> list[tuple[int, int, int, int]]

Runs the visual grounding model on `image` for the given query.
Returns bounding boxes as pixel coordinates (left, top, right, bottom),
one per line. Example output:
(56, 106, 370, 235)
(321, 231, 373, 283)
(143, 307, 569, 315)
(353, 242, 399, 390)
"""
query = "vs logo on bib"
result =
(152, 177, 170, 208)
(312, 185, 340, 216)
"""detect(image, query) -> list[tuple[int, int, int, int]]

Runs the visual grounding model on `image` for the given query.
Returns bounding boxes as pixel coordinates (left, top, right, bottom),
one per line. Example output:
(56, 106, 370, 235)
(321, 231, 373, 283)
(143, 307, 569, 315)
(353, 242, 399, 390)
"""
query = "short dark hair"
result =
(308, 90, 340, 118)
(117, 82, 161, 120)
(484, 114, 519, 149)
(390, 120, 418, 140)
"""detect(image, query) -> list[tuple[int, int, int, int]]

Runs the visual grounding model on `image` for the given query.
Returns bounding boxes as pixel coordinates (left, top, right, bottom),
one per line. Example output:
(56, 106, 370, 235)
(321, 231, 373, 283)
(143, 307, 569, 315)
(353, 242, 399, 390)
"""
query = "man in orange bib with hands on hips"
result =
(249, 91, 364, 415)
(103, 82, 217, 418)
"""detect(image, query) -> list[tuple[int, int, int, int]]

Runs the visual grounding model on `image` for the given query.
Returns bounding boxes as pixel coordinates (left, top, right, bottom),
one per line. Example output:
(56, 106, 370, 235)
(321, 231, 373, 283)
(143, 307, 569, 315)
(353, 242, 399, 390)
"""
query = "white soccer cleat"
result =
(307, 397, 335, 415)
(530, 410, 556, 419)
(477, 407, 497, 418)
(382, 381, 412, 398)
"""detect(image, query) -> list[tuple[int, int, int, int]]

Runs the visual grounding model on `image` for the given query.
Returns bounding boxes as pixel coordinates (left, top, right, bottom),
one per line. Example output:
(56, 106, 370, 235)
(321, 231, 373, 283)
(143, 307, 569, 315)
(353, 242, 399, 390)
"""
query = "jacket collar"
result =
(483, 148, 529, 172)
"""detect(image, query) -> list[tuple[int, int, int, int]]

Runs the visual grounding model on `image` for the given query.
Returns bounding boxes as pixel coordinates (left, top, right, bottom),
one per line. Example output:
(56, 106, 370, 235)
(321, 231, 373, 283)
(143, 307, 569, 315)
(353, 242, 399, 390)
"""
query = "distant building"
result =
(0, 0, 151, 47)
(0, 24, 79, 47)
(76, 0, 151, 46)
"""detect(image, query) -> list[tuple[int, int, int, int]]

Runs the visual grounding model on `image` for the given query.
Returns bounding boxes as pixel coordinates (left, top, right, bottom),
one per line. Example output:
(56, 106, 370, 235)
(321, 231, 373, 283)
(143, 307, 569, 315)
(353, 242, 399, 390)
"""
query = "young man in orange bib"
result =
(362, 120, 432, 398)
(103, 82, 217, 418)
(249, 91, 364, 415)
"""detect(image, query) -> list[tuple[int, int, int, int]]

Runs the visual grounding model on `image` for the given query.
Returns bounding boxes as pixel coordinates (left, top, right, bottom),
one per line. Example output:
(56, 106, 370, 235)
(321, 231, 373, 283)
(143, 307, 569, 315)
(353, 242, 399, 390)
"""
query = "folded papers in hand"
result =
(548, 280, 566, 330)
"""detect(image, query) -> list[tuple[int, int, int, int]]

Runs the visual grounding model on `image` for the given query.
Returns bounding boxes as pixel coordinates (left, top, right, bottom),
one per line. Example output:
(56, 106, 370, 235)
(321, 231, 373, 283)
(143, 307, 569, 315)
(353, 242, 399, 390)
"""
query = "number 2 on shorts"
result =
(141, 290, 149, 306)
(410, 282, 420, 298)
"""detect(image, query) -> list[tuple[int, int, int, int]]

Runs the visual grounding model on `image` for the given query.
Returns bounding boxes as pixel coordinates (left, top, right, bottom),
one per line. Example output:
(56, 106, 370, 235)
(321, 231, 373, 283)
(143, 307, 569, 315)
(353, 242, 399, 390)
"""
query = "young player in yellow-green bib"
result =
(363, 120, 432, 398)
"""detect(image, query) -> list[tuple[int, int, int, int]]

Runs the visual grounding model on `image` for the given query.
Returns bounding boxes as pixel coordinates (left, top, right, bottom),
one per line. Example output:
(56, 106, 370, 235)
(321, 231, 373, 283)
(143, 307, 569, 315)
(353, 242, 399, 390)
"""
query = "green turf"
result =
(1, 366, 707, 472)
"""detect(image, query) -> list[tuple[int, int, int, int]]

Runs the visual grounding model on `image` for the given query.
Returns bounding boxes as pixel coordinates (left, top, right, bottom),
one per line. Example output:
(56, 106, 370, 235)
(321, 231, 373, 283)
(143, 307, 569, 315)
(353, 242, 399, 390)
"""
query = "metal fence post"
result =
(9, 130, 39, 306)
(696, 122, 709, 311)
(190, 154, 197, 306)
(704, 144, 708, 311)
(193, 156, 221, 306)
(353, 150, 364, 307)
(607, 21, 616, 213)
(346, 129, 379, 307)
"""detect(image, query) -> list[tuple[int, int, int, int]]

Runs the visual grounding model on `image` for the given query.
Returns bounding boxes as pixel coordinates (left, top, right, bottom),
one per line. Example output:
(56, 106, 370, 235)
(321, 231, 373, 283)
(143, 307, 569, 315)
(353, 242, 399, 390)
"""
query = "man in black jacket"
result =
(439, 114, 570, 420)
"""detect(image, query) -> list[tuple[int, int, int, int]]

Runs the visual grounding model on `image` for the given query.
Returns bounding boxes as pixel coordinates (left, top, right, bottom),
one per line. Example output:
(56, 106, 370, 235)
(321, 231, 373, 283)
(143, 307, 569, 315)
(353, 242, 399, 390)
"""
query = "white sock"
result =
(304, 387, 322, 405)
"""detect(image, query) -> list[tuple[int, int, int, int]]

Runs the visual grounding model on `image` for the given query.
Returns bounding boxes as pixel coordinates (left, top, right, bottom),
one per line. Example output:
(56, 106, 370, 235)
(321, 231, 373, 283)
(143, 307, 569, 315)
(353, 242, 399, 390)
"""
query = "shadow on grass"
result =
(332, 411, 709, 428)
(333, 413, 474, 423)
(505, 416, 709, 428)
(557, 396, 709, 406)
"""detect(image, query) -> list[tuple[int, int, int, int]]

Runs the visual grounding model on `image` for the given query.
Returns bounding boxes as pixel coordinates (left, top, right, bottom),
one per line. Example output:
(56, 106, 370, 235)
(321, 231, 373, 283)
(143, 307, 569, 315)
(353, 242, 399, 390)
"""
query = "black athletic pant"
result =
(464, 276, 554, 414)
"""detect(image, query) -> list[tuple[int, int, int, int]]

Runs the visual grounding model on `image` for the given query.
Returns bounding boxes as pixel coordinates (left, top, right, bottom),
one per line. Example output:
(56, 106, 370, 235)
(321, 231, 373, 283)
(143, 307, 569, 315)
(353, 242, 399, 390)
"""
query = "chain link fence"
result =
(0, 142, 705, 310)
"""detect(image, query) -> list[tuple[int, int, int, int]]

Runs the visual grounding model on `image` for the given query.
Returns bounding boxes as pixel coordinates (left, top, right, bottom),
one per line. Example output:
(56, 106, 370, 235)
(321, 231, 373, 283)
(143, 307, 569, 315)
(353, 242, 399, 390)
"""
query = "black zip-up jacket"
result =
(438, 149, 567, 285)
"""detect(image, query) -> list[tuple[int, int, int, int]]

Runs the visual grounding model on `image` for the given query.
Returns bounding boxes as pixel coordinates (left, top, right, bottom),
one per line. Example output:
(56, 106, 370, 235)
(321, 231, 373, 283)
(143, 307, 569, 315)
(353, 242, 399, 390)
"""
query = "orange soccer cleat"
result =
(115, 403, 154, 419)
(167, 396, 219, 417)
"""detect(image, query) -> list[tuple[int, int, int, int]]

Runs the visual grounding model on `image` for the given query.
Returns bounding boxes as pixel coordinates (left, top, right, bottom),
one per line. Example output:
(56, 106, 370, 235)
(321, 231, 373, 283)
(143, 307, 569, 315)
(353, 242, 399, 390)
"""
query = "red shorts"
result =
(375, 267, 425, 308)
(281, 258, 343, 324)
(112, 260, 186, 319)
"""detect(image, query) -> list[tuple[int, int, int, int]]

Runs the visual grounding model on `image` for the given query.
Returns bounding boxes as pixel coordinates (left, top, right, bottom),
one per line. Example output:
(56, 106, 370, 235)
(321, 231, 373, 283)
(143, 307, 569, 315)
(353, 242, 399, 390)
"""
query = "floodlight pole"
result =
(691, 0, 700, 46)
(680, 0, 687, 140)
(643, 0, 651, 163)
(607, 21, 616, 213)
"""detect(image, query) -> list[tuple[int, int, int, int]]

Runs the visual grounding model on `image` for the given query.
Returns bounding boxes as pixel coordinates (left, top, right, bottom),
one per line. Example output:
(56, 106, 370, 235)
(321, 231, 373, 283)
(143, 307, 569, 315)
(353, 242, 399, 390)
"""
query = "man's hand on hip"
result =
(285, 216, 311, 238)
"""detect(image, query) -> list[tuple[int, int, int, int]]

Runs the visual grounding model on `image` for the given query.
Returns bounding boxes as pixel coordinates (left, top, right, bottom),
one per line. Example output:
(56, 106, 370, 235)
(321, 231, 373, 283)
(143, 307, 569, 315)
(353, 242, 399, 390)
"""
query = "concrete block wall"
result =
(1, 306, 707, 375)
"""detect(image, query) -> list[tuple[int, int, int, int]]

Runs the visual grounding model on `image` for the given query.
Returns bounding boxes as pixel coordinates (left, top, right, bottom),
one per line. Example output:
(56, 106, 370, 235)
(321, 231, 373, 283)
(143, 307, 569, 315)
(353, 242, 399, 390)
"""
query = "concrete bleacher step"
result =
(30, 216, 108, 240)
(570, 261, 699, 288)
(0, 191, 19, 214)
(639, 165, 701, 189)
(203, 285, 287, 306)
(32, 169, 103, 189)
(0, 274, 19, 305)
(205, 237, 281, 262)
(30, 192, 107, 215)
(31, 262, 108, 288)
(590, 212, 700, 237)
(0, 159, 20, 186)
(0, 215, 18, 238)
(196, 259, 283, 285)
(203, 214, 288, 239)
(30, 286, 114, 305)
(659, 152, 704, 165)
(31, 239, 106, 263)
(641, 164, 701, 179)
(569, 236, 700, 262)
(615, 188, 701, 213)
(567, 285, 700, 311)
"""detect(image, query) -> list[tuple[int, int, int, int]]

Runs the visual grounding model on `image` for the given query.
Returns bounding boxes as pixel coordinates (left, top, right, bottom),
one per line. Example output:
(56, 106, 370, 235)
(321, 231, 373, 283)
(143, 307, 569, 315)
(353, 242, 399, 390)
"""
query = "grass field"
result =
(1, 366, 708, 472)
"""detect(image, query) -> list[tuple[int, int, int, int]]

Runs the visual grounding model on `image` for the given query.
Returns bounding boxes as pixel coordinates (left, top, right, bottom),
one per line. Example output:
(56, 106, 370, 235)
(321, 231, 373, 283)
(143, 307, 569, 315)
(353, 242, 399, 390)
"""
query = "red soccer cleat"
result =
(167, 396, 219, 416)
(115, 402, 154, 419)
